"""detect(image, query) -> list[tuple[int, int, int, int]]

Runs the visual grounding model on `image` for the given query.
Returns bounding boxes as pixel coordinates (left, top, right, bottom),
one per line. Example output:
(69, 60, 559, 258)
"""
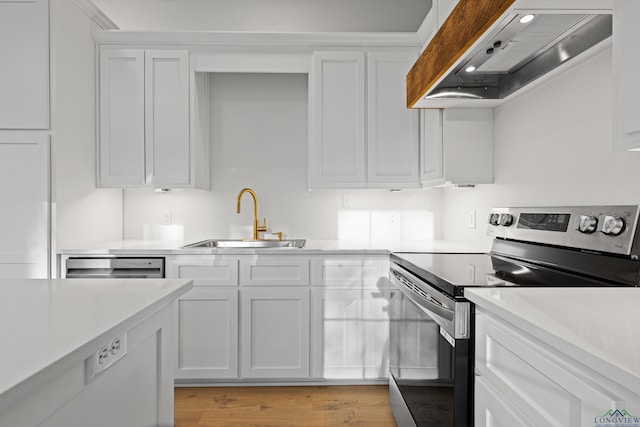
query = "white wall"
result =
(124, 73, 442, 242)
(442, 47, 640, 249)
(53, 0, 123, 250)
(90, 0, 430, 33)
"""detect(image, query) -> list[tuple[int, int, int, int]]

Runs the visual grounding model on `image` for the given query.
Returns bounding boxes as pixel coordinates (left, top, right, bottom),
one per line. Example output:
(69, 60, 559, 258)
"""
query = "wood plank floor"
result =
(175, 385, 397, 427)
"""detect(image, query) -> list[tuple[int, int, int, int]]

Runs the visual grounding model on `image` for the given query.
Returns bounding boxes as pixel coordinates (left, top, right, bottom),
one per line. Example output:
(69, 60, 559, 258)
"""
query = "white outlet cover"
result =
(85, 333, 127, 384)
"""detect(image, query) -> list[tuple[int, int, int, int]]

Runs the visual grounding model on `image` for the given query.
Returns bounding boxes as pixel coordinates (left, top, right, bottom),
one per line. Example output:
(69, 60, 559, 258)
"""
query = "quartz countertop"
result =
(465, 287, 640, 394)
(58, 239, 488, 255)
(0, 278, 192, 409)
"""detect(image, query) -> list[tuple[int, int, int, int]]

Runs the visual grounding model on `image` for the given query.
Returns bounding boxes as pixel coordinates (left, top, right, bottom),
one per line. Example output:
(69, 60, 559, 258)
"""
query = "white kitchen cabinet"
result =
(0, 132, 49, 278)
(240, 288, 310, 378)
(176, 288, 238, 379)
(309, 51, 366, 188)
(309, 51, 419, 189)
(367, 52, 420, 187)
(240, 257, 310, 286)
(475, 310, 640, 427)
(98, 48, 208, 189)
(310, 257, 389, 380)
(420, 108, 493, 187)
(613, 1, 640, 151)
(168, 257, 239, 380)
(0, 0, 49, 129)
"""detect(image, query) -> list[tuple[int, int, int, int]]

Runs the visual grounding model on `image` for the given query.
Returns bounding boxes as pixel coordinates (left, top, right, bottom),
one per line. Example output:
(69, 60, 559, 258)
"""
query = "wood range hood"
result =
(407, 0, 613, 109)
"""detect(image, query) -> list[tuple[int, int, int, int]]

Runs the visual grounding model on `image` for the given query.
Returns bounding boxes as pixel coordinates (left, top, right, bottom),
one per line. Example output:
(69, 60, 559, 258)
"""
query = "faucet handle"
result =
(257, 218, 267, 232)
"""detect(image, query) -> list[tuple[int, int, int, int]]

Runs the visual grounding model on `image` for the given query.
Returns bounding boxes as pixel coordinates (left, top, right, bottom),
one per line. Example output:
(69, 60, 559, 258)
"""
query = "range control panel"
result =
(487, 206, 640, 256)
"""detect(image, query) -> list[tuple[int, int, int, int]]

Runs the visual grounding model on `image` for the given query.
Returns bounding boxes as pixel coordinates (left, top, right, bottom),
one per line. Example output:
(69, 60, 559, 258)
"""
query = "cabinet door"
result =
(420, 109, 444, 185)
(309, 52, 366, 188)
(0, 132, 49, 278)
(367, 52, 420, 188)
(240, 288, 310, 378)
(98, 49, 145, 187)
(311, 288, 389, 379)
(176, 288, 238, 379)
(613, 1, 640, 151)
(145, 50, 190, 186)
(0, 0, 49, 129)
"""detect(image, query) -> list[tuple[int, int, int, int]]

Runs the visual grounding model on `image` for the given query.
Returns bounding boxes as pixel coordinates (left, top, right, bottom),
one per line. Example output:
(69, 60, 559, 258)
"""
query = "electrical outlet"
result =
(342, 194, 353, 208)
(468, 211, 476, 229)
(85, 333, 127, 384)
(390, 212, 399, 226)
(162, 210, 172, 225)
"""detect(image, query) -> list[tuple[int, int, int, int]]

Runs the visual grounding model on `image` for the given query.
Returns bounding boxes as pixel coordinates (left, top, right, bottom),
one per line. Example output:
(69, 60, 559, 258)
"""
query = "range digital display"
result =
(517, 213, 570, 232)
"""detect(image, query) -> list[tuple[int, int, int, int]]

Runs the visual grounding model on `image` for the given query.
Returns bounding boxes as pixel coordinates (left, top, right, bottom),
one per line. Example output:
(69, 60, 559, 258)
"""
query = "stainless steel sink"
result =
(181, 239, 306, 249)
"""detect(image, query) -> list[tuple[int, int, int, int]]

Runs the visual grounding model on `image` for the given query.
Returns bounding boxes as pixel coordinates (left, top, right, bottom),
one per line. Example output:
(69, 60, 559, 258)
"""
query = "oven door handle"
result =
(389, 273, 455, 321)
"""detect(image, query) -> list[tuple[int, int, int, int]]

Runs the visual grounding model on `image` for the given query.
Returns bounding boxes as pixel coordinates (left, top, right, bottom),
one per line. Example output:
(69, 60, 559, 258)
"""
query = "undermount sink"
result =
(181, 239, 306, 249)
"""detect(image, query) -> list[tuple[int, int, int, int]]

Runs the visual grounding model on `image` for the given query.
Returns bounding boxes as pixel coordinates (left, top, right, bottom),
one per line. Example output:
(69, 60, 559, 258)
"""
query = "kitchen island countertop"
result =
(465, 287, 640, 394)
(0, 278, 192, 417)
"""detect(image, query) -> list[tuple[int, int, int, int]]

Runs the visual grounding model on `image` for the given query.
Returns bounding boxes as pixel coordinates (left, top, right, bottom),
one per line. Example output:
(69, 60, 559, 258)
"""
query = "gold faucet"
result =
(236, 187, 267, 240)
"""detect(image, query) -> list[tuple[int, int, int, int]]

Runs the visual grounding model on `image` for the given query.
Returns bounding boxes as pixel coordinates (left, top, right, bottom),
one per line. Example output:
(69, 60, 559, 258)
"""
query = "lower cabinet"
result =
(240, 288, 310, 378)
(311, 288, 388, 379)
(475, 310, 640, 427)
(170, 254, 389, 383)
(176, 288, 238, 379)
(310, 257, 390, 380)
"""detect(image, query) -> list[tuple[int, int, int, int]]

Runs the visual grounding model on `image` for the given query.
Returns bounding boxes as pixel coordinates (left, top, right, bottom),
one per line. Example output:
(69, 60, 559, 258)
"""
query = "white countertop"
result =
(466, 287, 640, 394)
(0, 278, 192, 409)
(58, 239, 488, 255)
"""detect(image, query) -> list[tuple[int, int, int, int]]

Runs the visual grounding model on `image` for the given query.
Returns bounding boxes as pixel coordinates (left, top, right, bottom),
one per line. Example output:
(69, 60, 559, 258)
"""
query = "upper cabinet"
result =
(612, 1, 640, 151)
(0, 0, 49, 129)
(420, 109, 493, 187)
(309, 50, 420, 189)
(98, 48, 210, 189)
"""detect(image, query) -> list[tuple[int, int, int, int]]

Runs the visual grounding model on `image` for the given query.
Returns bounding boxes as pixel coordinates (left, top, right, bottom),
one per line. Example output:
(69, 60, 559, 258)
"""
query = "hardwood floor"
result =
(174, 385, 397, 426)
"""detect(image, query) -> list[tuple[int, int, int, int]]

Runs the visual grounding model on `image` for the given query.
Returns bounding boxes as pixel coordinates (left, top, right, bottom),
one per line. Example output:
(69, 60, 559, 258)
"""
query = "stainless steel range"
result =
(389, 206, 640, 427)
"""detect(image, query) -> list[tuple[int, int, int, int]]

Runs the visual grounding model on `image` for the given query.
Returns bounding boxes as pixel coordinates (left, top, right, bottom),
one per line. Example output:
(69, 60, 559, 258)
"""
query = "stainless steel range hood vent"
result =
(427, 13, 611, 101)
(407, 0, 613, 108)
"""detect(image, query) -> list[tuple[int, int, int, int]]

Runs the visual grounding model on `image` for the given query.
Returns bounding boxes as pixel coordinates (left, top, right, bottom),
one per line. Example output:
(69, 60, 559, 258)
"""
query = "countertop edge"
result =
(0, 279, 193, 414)
(466, 289, 640, 395)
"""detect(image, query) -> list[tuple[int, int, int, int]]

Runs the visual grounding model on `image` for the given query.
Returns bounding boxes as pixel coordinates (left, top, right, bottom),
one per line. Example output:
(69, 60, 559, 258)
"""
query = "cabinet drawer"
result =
(310, 258, 386, 288)
(240, 258, 310, 286)
(172, 258, 239, 287)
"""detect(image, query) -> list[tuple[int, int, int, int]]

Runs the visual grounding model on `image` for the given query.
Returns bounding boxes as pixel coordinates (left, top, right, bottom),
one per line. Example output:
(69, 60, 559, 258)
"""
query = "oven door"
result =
(389, 265, 472, 427)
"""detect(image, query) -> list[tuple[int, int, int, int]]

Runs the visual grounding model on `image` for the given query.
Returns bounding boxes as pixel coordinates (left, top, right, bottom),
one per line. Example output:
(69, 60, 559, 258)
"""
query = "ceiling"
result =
(89, 0, 432, 33)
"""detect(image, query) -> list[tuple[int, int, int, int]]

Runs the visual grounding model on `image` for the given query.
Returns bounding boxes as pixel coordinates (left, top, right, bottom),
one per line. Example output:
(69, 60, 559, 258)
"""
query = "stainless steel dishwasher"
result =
(63, 257, 165, 278)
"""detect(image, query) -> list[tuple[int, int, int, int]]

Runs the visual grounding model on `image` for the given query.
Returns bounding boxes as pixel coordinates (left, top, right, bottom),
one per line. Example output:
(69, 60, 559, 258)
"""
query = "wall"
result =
(52, 0, 123, 251)
(124, 73, 442, 242)
(442, 47, 640, 249)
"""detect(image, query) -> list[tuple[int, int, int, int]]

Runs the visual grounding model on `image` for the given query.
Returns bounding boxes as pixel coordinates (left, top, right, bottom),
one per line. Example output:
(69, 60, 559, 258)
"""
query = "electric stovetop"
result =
(390, 251, 627, 299)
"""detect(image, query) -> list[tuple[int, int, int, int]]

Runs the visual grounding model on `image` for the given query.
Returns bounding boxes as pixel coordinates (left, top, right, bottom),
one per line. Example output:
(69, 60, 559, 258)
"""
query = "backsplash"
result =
(123, 73, 442, 242)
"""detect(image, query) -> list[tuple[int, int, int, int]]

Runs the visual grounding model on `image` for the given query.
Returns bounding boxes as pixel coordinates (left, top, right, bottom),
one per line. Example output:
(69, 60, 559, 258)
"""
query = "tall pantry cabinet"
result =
(0, 0, 50, 278)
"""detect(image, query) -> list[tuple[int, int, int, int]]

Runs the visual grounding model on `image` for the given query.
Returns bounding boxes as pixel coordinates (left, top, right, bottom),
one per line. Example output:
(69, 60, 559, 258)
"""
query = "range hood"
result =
(407, 0, 613, 108)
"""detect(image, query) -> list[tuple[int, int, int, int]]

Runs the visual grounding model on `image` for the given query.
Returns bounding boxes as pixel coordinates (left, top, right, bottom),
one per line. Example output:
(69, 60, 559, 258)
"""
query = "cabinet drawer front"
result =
(173, 259, 239, 287)
(476, 312, 627, 427)
(310, 258, 386, 288)
(240, 258, 309, 286)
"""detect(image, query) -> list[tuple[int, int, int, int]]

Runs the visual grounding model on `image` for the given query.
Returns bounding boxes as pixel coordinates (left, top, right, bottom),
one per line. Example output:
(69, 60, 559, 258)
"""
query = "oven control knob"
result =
(489, 213, 500, 226)
(600, 215, 625, 236)
(577, 215, 598, 234)
(499, 213, 514, 226)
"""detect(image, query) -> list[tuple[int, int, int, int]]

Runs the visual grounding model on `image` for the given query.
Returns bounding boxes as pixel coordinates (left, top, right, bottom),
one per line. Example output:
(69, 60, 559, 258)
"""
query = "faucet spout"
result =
(236, 187, 267, 240)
